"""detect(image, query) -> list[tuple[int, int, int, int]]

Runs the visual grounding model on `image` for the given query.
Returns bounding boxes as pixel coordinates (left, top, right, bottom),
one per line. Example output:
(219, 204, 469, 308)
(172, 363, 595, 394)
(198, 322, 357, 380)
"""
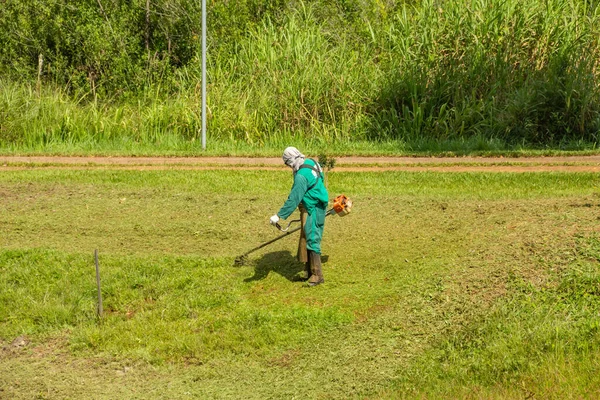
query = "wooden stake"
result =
(94, 249, 103, 318)
(297, 207, 308, 263)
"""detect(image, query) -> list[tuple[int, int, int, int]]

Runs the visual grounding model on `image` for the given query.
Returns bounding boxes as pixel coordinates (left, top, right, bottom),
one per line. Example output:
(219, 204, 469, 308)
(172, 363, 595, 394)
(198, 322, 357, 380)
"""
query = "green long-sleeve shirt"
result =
(277, 159, 329, 219)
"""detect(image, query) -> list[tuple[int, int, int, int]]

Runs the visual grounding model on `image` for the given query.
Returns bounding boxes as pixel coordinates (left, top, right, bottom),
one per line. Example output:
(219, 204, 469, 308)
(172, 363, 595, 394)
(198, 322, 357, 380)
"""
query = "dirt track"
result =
(1, 155, 600, 172)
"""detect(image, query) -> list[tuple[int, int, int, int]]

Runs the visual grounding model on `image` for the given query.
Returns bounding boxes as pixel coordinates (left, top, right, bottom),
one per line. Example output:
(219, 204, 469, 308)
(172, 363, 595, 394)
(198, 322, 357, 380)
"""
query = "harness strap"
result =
(298, 159, 322, 191)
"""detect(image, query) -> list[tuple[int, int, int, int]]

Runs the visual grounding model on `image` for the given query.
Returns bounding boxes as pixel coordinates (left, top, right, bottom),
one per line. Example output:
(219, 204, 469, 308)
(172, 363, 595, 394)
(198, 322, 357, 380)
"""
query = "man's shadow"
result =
(244, 251, 302, 282)
(244, 251, 329, 282)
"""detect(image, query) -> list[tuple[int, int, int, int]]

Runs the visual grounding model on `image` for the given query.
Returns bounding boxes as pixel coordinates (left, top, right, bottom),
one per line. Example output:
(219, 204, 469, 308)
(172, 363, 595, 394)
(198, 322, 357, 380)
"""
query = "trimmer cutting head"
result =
(234, 255, 248, 266)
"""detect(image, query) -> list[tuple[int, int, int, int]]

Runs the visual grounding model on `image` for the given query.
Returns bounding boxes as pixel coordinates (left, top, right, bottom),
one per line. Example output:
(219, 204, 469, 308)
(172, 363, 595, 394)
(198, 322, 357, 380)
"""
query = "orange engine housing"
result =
(332, 194, 352, 216)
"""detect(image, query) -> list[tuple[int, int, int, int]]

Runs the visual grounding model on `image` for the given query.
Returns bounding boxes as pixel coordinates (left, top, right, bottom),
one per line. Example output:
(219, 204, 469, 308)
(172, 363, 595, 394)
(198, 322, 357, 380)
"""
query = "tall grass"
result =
(371, 0, 600, 146)
(1, 0, 599, 154)
(209, 7, 376, 145)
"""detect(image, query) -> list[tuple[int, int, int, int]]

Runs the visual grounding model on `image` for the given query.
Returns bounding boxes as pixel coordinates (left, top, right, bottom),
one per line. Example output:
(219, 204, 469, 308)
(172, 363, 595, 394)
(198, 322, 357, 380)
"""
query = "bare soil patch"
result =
(1, 155, 600, 172)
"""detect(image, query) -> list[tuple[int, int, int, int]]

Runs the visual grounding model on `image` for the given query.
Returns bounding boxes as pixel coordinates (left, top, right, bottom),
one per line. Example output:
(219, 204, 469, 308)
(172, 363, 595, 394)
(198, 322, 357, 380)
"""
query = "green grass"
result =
(388, 233, 600, 398)
(1, 169, 600, 398)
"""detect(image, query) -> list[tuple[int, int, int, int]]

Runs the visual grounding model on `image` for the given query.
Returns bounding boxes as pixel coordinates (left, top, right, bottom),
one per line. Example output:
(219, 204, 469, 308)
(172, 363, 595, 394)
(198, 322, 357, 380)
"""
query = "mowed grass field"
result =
(1, 168, 600, 399)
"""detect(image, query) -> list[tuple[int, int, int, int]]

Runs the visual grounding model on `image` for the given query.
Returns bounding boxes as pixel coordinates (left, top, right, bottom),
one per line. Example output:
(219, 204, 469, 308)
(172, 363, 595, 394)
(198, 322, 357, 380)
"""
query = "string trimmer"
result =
(234, 194, 353, 266)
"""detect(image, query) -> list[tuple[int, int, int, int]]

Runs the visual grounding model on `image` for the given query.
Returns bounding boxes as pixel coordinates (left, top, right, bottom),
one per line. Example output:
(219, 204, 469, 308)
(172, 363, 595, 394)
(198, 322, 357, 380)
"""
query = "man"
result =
(270, 147, 329, 286)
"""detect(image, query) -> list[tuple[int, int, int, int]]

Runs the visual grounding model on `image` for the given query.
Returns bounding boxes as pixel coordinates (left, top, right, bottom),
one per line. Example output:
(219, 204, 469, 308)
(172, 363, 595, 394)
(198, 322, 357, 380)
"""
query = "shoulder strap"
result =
(298, 159, 321, 191)
(298, 159, 319, 173)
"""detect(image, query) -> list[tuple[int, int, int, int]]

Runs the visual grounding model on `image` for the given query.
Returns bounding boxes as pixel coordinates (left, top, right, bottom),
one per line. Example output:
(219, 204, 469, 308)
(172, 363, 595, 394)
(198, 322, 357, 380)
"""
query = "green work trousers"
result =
(304, 203, 326, 254)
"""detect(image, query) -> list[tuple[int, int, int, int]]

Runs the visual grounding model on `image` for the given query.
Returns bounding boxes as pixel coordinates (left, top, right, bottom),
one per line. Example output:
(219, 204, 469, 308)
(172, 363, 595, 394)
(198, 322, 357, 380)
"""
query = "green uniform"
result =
(277, 159, 329, 254)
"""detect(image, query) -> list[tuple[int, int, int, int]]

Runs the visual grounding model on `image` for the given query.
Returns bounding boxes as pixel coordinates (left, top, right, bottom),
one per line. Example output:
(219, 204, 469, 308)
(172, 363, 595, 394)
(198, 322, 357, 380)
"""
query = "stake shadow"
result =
(244, 250, 305, 282)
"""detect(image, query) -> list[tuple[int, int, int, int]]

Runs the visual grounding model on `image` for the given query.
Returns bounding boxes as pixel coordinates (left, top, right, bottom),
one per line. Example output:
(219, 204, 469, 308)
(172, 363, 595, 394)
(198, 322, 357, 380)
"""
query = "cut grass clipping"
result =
(1, 169, 600, 398)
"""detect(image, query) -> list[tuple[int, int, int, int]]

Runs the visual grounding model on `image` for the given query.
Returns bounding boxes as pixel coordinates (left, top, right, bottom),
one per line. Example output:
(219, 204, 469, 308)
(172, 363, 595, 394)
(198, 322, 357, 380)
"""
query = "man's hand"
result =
(270, 214, 280, 226)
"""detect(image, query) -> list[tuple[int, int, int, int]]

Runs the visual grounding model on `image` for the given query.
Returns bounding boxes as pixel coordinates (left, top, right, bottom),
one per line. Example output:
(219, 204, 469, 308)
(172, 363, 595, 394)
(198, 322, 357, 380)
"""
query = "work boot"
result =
(307, 251, 324, 287)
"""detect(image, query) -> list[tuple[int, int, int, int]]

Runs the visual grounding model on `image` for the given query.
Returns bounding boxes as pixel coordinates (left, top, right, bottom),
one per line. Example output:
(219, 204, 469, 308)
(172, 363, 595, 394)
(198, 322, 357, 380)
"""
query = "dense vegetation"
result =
(1, 0, 599, 153)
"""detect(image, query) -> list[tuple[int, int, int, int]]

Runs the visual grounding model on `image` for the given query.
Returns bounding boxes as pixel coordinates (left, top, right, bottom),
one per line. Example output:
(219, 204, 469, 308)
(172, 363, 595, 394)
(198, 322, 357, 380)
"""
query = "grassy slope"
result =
(1, 169, 600, 398)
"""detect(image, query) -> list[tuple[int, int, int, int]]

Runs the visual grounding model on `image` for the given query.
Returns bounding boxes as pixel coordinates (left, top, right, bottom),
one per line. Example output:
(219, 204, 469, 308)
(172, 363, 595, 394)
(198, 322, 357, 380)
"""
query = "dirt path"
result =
(1, 155, 600, 172)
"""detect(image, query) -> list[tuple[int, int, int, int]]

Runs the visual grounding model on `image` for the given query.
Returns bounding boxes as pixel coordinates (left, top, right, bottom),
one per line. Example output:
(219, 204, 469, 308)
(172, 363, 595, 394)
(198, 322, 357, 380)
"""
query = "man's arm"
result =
(277, 174, 308, 219)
